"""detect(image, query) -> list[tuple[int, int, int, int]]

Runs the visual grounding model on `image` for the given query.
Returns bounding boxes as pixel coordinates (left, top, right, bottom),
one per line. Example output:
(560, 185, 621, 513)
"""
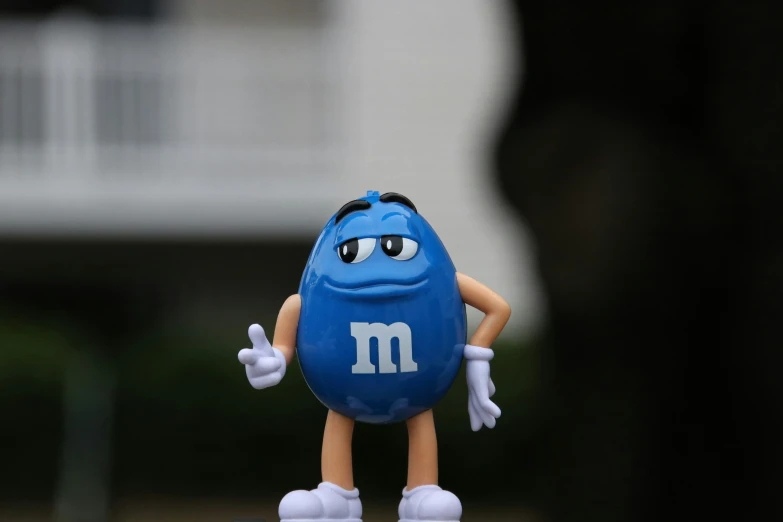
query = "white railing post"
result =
(0, 46, 18, 167)
(41, 18, 98, 182)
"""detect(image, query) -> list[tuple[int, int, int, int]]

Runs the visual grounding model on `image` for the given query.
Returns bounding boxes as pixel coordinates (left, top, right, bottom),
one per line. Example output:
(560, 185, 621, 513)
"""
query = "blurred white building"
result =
(0, 0, 543, 338)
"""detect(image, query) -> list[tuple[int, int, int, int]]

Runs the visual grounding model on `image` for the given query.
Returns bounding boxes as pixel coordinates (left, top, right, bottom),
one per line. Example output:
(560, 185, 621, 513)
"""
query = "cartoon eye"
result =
(381, 235, 419, 260)
(337, 238, 375, 264)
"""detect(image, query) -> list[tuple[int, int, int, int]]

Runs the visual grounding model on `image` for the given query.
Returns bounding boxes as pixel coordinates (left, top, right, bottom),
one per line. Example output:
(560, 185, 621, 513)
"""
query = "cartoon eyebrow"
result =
(334, 199, 372, 224)
(379, 192, 417, 213)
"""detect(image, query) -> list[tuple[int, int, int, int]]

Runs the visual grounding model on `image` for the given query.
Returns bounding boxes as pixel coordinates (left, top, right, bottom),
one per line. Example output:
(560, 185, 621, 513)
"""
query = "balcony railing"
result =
(0, 19, 346, 236)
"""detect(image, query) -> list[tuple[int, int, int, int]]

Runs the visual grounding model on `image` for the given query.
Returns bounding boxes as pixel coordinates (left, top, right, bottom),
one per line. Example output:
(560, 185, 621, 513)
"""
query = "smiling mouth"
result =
(323, 278, 429, 298)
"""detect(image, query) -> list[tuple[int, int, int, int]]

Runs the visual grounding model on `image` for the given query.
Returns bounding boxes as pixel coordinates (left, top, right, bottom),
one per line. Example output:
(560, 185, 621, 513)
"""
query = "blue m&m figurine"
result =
(237, 191, 511, 522)
(296, 190, 467, 424)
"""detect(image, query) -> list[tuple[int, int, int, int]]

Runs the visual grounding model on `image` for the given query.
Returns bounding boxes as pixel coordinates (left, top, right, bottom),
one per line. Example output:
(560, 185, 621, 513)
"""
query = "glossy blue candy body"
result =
(297, 191, 467, 424)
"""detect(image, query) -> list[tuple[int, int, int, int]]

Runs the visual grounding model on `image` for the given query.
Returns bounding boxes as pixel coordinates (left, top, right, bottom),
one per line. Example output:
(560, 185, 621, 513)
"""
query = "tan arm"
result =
(457, 273, 511, 348)
(271, 294, 301, 365)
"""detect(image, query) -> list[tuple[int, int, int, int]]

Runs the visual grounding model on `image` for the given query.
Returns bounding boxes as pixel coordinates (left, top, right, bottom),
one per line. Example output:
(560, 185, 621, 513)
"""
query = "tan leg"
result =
(321, 409, 356, 490)
(406, 409, 438, 489)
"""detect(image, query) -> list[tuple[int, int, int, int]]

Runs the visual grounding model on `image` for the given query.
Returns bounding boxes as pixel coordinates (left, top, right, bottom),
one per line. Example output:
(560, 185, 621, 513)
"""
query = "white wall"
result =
(328, 0, 545, 338)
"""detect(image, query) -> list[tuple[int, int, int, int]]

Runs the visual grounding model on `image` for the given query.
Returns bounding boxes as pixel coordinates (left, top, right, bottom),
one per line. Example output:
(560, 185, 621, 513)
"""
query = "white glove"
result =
(238, 324, 287, 389)
(464, 344, 501, 431)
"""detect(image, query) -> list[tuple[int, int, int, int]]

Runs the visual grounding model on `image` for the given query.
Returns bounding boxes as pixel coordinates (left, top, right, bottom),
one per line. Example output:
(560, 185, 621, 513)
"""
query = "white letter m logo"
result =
(350, 322, 418, 374)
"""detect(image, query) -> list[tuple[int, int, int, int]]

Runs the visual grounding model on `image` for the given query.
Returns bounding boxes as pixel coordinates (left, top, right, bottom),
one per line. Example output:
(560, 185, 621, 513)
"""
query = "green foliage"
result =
(1, 320, 541, 502)
(0, 312, 73, 500)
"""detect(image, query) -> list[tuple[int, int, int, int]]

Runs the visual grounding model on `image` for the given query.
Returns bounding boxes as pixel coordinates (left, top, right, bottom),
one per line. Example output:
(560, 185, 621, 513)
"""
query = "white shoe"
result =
(279, 482, 362, 522)
(398, 485, 462, 522)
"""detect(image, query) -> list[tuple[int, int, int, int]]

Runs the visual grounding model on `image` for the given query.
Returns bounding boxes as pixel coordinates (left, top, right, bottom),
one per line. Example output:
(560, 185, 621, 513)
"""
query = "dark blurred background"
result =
(1, 1, 781, 522)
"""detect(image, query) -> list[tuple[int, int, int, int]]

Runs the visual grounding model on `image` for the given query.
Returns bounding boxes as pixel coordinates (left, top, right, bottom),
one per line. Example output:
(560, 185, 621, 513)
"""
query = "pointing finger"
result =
(248, 324, 269, 349)
(238, 348, 259, 365)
